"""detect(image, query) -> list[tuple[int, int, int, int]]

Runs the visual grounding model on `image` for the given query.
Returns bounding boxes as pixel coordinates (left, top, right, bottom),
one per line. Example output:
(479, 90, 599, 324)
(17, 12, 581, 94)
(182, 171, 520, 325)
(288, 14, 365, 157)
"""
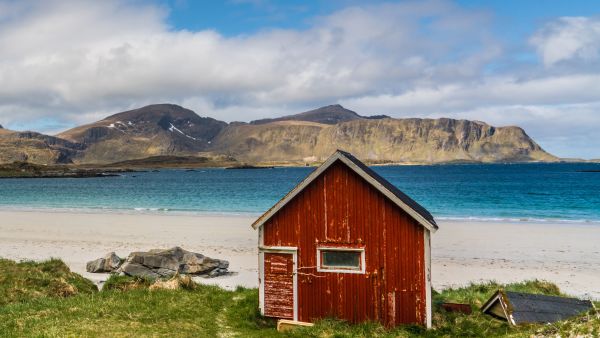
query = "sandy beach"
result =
(0, 210, 598, 299)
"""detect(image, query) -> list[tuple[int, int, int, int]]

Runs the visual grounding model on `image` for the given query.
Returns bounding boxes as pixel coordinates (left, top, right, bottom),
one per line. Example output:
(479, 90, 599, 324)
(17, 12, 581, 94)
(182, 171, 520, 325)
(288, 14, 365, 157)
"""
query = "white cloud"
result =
(340, 77, 600, 159)
(531, 17, 600, 67)
(0, 0, 494, 122)
(341, 74, 600, 114)
(0, 1, 598, 158)
(452, 103, 600, 159)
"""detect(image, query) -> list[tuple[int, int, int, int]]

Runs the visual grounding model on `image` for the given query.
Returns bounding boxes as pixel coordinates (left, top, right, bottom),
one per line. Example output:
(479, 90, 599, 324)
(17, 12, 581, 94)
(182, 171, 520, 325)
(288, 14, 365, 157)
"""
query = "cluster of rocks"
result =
(86, 247, 229, 279)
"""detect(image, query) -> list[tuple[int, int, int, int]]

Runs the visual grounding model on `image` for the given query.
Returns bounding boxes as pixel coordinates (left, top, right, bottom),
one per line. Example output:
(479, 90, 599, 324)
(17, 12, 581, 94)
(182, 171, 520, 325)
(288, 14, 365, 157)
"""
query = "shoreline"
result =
(0, 206, 263, 218)
(0, 210, 598, 299)
(1, 206, 599, 225)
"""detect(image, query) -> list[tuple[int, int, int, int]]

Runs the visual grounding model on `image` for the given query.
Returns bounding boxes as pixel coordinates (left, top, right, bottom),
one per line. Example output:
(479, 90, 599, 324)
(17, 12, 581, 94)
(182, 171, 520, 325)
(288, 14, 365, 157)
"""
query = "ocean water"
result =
(1, 163, 600, 223)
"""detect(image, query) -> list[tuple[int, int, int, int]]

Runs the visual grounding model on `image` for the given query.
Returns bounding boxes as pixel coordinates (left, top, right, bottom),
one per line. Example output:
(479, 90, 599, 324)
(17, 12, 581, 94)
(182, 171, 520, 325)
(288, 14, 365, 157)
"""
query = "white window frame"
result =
(316, 246, 366, 274)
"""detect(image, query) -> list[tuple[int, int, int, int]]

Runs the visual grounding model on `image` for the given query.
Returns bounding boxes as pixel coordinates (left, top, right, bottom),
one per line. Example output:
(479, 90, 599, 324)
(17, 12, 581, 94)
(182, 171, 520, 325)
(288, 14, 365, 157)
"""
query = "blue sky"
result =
(161, 0, 599, 38)
(1, 0, 600, 158)
(161, 0, 600, 74)
(161, 0, 337, 34)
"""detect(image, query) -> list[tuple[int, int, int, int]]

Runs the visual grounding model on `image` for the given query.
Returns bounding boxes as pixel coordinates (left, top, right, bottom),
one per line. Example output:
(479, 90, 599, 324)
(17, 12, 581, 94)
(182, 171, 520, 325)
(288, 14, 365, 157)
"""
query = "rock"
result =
(207, 268, 229, 278)
(155, 268, 177, 277)
(105, 252, 122, 270)
(119, 262, 161, 279)
(180, 251, 225, 274)
(86, 258, 105, 273)
(139, 254, 179, 271)
(86, 252, 122, 273)
(115, 247, 229, 279)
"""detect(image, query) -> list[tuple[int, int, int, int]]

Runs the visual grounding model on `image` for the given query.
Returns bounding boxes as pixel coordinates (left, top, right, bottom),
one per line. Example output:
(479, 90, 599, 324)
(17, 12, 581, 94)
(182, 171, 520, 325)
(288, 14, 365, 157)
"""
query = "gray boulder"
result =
(86, 258, 105, 273)
(116, 247, 229, 279)
(119, 262, 161, 279)
(86, 252, 122, 273)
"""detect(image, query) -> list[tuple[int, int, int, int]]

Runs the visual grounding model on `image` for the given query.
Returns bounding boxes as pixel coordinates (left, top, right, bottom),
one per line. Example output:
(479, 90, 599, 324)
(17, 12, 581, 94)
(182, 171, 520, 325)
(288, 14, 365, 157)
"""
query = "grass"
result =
(0, 258, 97, 306)
(102, 274, 153, 291)
(0, 274, 276, 338)
(0, 258, 598, 337)
(289, 280, 597, 338)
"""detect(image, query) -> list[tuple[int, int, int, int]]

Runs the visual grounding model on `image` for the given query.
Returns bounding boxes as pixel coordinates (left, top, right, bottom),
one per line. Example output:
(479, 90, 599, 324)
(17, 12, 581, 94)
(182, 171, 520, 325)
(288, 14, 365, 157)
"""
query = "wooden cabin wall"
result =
(262, 160, 426, 326)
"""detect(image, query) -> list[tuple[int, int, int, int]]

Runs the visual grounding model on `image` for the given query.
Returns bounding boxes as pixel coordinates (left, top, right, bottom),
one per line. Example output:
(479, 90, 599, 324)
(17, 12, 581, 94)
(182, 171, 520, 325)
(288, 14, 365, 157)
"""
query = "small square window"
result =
(317, 247, 365, 273)
(322, 250, 360, 268)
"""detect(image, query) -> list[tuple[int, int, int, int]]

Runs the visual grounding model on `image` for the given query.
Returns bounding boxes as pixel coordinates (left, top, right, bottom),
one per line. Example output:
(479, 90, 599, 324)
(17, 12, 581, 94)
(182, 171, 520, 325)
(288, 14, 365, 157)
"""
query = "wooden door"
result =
(263, 252, 295, 319)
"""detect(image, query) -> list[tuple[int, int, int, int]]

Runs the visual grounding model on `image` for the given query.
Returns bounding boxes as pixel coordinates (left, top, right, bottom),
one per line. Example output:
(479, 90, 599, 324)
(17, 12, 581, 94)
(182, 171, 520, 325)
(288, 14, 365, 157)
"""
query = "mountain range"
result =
(0, 104, 557, 165)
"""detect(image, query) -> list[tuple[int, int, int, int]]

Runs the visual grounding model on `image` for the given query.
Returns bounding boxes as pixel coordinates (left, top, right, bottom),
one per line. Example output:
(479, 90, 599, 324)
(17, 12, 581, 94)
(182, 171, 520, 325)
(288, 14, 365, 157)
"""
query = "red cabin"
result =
(252, 150, 438, 328)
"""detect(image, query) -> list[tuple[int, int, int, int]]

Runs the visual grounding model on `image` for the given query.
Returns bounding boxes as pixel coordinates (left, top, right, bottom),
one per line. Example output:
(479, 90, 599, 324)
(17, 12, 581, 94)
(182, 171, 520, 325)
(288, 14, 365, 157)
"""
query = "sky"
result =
(0, 1, 599, 158)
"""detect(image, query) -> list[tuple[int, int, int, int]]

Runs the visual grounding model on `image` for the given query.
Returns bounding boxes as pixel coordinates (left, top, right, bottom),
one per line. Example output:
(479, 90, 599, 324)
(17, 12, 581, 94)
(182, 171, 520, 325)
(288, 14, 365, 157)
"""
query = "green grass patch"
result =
(0, 274, 280, 338)
(0, 258, 598, 337)
(0, 258, 97, 306)
(102, 274, 153, 291)
(433, 279, 562, 308)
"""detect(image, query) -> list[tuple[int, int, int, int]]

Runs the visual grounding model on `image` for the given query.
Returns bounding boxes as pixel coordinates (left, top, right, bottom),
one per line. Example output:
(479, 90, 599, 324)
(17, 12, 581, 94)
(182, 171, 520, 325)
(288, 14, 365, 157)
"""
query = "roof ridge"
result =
(251, 150, 437, 231)
(334, 150, 437, 228)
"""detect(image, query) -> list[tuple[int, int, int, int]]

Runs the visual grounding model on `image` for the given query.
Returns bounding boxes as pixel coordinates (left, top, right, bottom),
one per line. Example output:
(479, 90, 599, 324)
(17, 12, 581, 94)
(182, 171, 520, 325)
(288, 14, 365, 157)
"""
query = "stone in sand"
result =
(116, 246, 229, 279)
(86, 252, 122, 273)
(119, 262, 161, 279)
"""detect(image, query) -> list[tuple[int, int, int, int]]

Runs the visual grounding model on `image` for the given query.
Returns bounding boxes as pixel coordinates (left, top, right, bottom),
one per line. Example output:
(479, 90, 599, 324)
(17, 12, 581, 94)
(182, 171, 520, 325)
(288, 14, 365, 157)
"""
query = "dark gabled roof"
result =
(482, 290, 594, 325)
(336, 150, 437, 228)
(251, 149, 438, 231)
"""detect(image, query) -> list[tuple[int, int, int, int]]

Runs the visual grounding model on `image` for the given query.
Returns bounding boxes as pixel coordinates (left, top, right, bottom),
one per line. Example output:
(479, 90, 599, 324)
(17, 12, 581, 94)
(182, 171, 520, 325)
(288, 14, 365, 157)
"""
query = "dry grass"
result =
(149, 274, 196, 291)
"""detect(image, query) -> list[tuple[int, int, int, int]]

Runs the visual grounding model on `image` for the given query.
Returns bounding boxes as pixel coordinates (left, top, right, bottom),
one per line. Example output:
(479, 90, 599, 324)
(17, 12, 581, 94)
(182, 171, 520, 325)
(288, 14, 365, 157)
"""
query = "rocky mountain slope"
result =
(57, 104, 226, 163)
(0, 126, 82, 164)
(0, 104, 558, 165)
(212, 117, 556, 164)
(249, 104, 388, 125)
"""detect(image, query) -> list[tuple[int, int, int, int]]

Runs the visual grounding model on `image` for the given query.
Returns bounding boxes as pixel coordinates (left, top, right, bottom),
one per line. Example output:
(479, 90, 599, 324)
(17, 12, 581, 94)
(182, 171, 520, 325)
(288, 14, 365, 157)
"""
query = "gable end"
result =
(252, 150, 438, 232)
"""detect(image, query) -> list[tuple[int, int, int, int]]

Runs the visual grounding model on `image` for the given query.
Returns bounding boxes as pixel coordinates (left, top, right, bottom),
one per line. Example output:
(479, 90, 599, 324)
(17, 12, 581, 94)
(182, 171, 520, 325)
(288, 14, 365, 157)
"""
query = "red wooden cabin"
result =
(251, 150, 438, 328)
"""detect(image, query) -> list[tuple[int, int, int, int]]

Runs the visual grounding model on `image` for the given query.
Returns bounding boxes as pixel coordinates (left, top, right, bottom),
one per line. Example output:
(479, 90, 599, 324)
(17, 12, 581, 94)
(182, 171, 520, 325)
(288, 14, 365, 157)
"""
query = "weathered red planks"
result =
(262, 161, 426, 326)
(263, 253, 294, 319)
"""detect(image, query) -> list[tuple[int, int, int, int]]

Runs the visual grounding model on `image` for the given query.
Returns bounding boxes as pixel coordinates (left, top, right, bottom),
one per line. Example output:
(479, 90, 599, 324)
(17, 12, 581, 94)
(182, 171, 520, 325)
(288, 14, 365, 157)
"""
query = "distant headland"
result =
(0, 104, 557, 167)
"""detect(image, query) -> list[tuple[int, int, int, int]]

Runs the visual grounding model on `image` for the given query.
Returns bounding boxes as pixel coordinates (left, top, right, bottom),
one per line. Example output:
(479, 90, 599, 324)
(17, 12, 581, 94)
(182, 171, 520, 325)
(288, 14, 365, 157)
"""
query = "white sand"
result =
(0, 211, 257, 290)
(0, 210, 598, 299)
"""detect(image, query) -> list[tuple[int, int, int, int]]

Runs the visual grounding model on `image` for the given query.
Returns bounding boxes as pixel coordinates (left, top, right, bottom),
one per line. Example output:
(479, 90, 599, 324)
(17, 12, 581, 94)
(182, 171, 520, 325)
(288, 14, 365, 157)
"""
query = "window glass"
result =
(321, 250, 361, 269)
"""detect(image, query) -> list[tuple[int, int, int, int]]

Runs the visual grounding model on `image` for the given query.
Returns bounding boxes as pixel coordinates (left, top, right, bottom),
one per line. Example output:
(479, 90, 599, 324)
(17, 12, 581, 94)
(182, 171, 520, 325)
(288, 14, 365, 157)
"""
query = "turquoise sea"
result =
(1, 163, 600, 223)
